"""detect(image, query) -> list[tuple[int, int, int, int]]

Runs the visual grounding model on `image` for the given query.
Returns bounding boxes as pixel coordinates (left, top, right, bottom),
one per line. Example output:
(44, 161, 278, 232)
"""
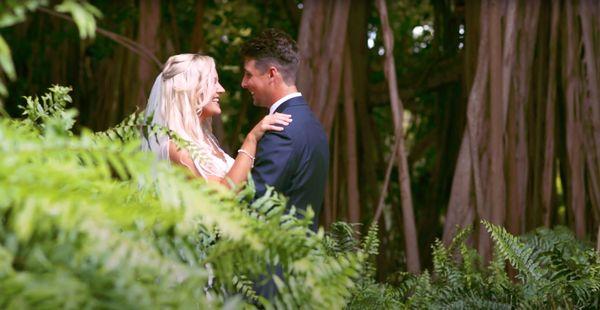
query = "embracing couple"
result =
(143, 28, 328, 231)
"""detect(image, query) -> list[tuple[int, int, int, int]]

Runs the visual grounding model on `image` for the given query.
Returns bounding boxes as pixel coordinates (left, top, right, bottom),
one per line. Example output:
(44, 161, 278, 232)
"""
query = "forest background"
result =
(2, 0, 600, 279)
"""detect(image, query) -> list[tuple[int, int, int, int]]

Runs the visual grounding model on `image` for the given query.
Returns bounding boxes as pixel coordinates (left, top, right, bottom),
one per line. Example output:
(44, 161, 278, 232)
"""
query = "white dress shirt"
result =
(269, 92, 302, 115)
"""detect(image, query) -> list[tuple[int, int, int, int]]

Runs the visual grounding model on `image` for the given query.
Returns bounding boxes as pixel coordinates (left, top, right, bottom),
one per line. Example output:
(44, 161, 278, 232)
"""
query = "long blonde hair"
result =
(143, 54, 228, 178)
(159, 53, 219, 144)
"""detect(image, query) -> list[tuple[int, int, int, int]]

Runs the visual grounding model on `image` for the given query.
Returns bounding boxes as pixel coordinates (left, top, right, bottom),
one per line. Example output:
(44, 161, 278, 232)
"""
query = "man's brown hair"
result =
(241, 28, 299, 85)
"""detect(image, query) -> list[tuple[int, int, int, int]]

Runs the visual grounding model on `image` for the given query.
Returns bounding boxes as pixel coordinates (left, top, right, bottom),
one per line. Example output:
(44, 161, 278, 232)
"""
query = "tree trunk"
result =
(579, 0, 600, 237)
(343, 47, 360, 224)
(191, 0, 206, 52)
(465, 0, 489, 259)
(486, 0, 505, 229)
(515, 0, 541, 234)
(527, 3, 551, 232)
(540, 0, 560, 228)
(297, 0, 325, 101)
(297, 0, 350, 135)
(443, 132, 474, 244)
(502, 0, 520, 236)
(442, 0, 480, 244)
(376, 0, 420, 273)
(317, 1, 351, 135)
(348, 0, 378, 217)
(563, 0, 586, 240)
(136, 0, 161, 110)
(298, 0, 355, 228)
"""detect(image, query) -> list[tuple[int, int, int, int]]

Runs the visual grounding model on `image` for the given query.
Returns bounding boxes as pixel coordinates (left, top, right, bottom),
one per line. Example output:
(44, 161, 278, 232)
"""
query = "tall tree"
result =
(376, 0, 420, 273)
(297, 0, 353, 225)
(444, 0, 600, 256)
(135, 0, 161, 112)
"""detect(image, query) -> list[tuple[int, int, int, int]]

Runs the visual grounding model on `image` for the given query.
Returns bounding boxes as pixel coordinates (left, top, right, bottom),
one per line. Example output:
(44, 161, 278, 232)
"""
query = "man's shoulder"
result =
(270, 96, 327, 141)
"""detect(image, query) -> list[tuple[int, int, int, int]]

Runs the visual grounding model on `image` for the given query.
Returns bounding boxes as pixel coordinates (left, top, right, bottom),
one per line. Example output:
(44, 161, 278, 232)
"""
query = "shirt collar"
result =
(269, 92, 302, 115)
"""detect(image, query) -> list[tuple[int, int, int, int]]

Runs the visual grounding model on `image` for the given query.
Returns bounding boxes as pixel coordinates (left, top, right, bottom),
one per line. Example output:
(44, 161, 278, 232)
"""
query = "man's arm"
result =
(251, 131, 294, 198)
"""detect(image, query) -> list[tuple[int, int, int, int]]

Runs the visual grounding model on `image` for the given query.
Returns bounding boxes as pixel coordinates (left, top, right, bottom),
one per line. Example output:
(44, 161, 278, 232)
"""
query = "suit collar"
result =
(269, 92, 302, 115)
(274, 95, 307, 113)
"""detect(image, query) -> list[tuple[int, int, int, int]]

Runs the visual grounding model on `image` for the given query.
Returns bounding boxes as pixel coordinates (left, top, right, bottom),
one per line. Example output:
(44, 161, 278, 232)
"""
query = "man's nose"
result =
(241, 77, 247, 88)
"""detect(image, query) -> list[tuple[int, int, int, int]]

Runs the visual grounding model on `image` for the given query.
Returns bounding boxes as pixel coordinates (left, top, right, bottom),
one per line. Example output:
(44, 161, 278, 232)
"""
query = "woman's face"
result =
(199, 74, 225, 120)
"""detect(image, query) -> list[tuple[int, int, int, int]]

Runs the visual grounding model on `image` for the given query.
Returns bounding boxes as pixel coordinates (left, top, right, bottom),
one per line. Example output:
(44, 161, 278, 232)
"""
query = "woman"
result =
(142, 54, 291, 186)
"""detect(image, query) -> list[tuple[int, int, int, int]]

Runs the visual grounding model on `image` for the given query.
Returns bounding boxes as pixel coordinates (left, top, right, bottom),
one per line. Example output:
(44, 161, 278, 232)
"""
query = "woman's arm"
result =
(168, 113, 292, 186)
(219, 134, 257, 185)
(221, 113, 292, 187)
(168, 139, 250, 183)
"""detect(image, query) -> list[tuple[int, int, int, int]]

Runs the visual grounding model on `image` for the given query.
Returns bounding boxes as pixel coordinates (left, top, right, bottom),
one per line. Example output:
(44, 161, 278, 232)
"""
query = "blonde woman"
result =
(142, 54, 291, 186)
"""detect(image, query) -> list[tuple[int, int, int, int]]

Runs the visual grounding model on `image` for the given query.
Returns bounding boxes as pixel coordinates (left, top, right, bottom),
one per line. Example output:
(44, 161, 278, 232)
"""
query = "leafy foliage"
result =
(347, 222, 600, 309)
(0, 0, 101, 104)
(484, 221, 600, 308)
(0, 86, 366, 308)
(3, 86, 599, 309)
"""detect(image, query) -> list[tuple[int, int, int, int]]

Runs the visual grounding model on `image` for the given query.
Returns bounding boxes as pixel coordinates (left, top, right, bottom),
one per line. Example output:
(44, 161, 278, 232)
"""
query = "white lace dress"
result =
(143, 134, 234, 179)
(191, 146, 235, 179)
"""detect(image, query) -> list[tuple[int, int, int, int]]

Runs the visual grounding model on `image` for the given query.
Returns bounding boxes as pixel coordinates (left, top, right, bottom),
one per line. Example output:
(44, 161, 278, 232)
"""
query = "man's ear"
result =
(268, 66, 278, 79)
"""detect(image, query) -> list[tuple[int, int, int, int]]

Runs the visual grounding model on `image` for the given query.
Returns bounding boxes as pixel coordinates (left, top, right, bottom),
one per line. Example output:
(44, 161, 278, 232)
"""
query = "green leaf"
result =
(0, 35, 16, 80)
(54, 0, 102, 39)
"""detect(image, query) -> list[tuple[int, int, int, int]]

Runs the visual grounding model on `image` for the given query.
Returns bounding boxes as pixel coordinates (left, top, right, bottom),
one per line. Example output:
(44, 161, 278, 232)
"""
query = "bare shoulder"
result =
(168, 141, 202, 177)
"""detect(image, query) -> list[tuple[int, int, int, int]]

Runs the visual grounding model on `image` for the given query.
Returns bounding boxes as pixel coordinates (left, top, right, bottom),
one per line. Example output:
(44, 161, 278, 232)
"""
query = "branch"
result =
(37, 7, 163, 69)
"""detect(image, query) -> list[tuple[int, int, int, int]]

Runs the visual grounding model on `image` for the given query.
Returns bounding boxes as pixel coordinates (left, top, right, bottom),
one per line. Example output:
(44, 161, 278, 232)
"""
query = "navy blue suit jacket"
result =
(251, 96, 329, 230)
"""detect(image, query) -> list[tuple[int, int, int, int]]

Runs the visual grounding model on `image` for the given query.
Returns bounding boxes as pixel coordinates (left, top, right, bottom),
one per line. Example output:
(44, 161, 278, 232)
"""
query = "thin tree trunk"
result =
(376, 0, 420, 273)
(319, 1, 351, 135)
(348, 0, 378, 215)
(540, 0, 560, 227)
(374, 137, 398, 223)
(332, 114, 341, 223)
(136, 0, 161, 110)
(468, 3, 489, 227)
(443, 0, 480, 243)
(191, 0, 206, 52)
(343, 48, 360, 224)
(486, 0, 505, 229)
(443, 132, 474, 244)
(297, 0, 325, 101)
(501, 0, 518, 236)
(344, 48, 361, 223)
(527, 2, 550, 231)
(563, 0, 586, 240)
(516, 0, 541, 233)
(501, 0, 518, 128)
(463, 0, 490, 258)
(597, 227, 600, 252)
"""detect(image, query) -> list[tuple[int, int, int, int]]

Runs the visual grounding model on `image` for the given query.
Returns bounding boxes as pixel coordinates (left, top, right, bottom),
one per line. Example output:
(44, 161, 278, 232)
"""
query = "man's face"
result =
(241, 59, 271, 107)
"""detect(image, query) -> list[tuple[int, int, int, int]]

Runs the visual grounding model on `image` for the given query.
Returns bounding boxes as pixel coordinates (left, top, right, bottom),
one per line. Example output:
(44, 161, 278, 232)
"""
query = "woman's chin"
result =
(202, 108, 221, 117)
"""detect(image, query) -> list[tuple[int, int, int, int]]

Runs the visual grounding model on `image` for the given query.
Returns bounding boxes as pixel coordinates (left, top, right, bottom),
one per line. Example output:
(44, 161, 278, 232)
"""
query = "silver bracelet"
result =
(237, 149, 255, 167)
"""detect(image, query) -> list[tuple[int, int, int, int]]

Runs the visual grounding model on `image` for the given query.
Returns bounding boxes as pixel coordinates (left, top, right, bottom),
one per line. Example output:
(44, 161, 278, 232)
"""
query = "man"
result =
(241, 29, 328, 231)
(240, 29, 329, 300)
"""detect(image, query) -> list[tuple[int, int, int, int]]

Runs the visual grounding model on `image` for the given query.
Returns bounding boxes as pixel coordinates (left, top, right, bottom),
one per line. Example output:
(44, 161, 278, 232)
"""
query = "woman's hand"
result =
(249, 112, 292, 141)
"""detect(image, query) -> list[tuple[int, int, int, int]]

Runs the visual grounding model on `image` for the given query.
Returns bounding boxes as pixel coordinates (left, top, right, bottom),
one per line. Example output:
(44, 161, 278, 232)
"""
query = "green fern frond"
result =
(482, 220, 546, 283)
(362, 223, 380, 257)
(447, 225, 473, 254)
